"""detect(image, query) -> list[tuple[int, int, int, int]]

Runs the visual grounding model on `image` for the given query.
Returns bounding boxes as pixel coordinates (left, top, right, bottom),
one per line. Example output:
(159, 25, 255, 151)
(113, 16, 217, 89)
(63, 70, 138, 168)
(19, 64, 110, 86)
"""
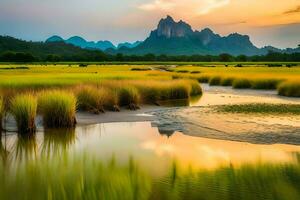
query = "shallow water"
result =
(1, 85, 300, 199)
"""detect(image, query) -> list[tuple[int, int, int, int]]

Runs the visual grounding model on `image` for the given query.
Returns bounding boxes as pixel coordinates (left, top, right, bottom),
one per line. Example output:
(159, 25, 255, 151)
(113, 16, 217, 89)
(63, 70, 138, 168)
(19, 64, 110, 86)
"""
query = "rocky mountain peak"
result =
(156, 16, 193, 38)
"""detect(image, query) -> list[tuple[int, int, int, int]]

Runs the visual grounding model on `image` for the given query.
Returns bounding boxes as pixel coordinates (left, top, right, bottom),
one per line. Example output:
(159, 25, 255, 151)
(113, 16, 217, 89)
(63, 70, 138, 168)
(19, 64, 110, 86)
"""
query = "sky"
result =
(0, 0, 299, 48)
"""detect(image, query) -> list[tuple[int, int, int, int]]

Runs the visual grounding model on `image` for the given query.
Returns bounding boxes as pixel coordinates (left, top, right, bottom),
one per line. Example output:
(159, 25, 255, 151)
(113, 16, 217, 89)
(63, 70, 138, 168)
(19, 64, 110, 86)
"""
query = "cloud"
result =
(138, 0, 230, 15)
(283, 5, 300, 14)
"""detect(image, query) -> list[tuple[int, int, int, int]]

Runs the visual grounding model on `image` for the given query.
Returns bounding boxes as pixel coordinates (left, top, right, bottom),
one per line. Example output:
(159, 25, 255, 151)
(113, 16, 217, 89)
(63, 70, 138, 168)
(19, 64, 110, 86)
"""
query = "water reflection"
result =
(1, 121, 300, 173)
(42, 128, 76, 157)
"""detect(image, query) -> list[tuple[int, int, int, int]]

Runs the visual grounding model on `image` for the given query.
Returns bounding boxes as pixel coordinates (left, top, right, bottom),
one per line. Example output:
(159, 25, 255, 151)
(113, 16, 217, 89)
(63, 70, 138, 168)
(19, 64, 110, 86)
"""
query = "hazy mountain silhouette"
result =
(44, 15, 299, 56)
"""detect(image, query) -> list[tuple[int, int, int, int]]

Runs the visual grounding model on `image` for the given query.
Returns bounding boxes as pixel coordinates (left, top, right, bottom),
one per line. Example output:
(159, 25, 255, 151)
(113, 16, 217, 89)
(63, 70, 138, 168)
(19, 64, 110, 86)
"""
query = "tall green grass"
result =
(38, 90, 77, 128)
(76, 86, 110, 114)
(209, 76, 222, 86)
(0, 97, 3, 130)
(278, 81, 300, 97)
(0, 156, 151, 200)
(118, 86, 141, 109)
(232, 78, 252, 89)
(10, 94, 37, 134)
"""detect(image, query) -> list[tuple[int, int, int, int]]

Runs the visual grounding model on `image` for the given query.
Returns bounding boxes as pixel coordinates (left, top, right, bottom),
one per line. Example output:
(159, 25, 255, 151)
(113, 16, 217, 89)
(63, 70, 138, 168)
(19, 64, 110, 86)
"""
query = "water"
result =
(1, 85, 300, 199)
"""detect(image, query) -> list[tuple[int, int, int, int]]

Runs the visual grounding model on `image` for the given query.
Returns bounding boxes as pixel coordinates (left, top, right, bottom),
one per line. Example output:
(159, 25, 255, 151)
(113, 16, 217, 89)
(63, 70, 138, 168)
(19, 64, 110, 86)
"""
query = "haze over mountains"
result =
(44, 15, 300, 56)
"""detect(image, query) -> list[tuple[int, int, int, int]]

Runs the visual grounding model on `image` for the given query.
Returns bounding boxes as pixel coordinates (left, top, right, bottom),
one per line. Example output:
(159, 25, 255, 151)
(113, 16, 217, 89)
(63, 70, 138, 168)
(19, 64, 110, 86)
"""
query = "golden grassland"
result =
(172, 65, 300, 97)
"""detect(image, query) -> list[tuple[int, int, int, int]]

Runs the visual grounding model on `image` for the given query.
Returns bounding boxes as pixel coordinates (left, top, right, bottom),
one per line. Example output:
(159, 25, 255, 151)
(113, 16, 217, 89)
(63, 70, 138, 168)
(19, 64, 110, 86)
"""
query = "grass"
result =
(76, 86, 111, 113)
(1, 153, 300, 200)
(118, 86, 141, 109)
(0, 156, 151, 200)
(216, 103, 300, 114)
(209, 76, 222, 86)
(232, 78, 252, 89)
(38, 90, 77, 128)
(278, 81, 300, 97)
(0, 97, 3, 130)
(10, 94, 37, 134)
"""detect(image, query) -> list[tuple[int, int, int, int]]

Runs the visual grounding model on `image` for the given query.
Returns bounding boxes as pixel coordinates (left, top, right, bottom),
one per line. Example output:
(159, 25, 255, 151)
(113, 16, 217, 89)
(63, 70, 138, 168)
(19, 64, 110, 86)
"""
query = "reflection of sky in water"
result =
(2, 122, 300, 177)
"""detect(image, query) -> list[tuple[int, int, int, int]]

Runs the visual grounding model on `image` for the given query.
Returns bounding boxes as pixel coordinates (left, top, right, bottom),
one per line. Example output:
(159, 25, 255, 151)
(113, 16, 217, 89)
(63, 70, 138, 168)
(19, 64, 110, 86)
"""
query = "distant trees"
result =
(1, 36, 300, 62)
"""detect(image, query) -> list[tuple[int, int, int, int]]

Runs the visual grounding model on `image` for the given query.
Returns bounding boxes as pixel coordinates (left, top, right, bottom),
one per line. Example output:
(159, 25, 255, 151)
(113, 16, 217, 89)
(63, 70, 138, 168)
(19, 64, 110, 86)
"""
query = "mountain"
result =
(0, 36, 107, 61)
(46, 35, 64, 43)
(112, 16, 265, 56)
(46, 36, 116, 51)
(117, 41, 142, 49)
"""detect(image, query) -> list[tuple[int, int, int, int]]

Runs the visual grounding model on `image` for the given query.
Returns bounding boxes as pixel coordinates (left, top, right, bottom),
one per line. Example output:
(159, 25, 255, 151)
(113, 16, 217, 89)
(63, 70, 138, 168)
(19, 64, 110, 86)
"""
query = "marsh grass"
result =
(0, 97, 3, 130)
(0, 156, 151, 200)
(38, 90, 77, 128)
(220, 77, 234, 86)
(278, 81, 300, 97)
(209, 76, 222, 86)
(76, 86, 110, 114)
(216, 103, 300, 114)
(232, 78, 252, 89)
(10, 94, 37, 134)
(251, 79, 282, 90)
(118, 86, 141, 109)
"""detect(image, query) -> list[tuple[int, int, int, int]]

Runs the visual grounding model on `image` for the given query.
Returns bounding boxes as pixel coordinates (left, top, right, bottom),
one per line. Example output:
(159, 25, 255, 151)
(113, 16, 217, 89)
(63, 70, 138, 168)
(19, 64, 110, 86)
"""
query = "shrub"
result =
(10, 94, 37, 134)
(76, 86, 110, 114)
(235, 64, 243, 67)
(232, 78, 252, 89)
(220, 77, 234, 86)
(38, 90, 77, 128)
(277, 81, 300, 97)
(209, 76, 222, 86)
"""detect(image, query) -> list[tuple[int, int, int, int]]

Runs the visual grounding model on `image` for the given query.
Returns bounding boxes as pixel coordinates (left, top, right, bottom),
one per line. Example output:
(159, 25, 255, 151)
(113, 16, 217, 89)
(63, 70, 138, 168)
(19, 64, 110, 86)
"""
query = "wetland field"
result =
(1, 63, 300, 200)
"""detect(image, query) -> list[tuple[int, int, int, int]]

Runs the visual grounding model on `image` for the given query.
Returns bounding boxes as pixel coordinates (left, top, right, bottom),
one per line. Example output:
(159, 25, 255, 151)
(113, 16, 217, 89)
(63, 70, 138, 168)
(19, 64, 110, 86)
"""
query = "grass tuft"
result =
(10, 94, 37, 134)
(277, 81, 300, 97)
(38, 90, 77, 128)
(216, 103, 300, 114)
(220, 77, 234, 86)
(209, 76, 222, 86)
(76, 86, 110, 114)
(0, 97, 4, 130)
(251, 79, 282, 90)
(232, 78, 252, 89)
(118, 86, 141, 109)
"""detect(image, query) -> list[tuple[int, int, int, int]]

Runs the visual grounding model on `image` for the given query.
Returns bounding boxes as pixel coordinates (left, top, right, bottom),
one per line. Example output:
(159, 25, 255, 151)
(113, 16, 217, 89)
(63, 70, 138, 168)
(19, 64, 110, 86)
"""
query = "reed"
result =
(251, 79, 282, 90)
(38, 90, 77, 128)
(277, 81, 300, 97)
(0, 97, 3, 131)
(76, 86, 110, 114)
(209, 76, 222, 86)
(232, 78, 252, 89)
(10, 94, 37, 134)
(220, 77, 234, 86)
(118, 86, 141, 109)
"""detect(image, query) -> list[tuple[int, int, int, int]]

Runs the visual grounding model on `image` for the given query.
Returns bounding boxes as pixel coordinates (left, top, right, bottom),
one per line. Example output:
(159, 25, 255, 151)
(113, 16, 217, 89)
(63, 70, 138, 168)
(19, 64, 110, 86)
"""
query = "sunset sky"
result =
(0, 0, 299, 48)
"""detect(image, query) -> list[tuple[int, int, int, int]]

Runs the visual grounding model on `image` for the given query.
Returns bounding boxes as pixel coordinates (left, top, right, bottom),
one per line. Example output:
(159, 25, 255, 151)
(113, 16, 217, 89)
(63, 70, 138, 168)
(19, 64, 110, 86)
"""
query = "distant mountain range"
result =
(29, 15, 300, 56)
(46, 35, 141, 51)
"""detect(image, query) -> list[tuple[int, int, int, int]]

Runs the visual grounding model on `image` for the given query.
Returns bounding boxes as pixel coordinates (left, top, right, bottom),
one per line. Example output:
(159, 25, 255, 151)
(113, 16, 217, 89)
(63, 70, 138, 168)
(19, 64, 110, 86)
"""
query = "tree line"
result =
(0, 36, 300, 62)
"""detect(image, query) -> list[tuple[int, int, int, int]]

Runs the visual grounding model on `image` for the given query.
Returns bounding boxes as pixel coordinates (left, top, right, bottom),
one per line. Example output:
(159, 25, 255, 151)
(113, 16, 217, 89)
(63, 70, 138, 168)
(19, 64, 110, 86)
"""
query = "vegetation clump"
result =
(220, 77, 234, 86)
(118, 86, 141, 110)
(0, 97, 3, 130)
(277, 81, 300, 97)
(76, 86, 110, 114)
(232, 78, 252, 89)
(10, 94, 37, 134)
(131, 68, 151, 71)
(251, 79, 282, 90)
(209, 76, 222, 86)
(38, 90, 77, 128)
(217, 103, 300, 114)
